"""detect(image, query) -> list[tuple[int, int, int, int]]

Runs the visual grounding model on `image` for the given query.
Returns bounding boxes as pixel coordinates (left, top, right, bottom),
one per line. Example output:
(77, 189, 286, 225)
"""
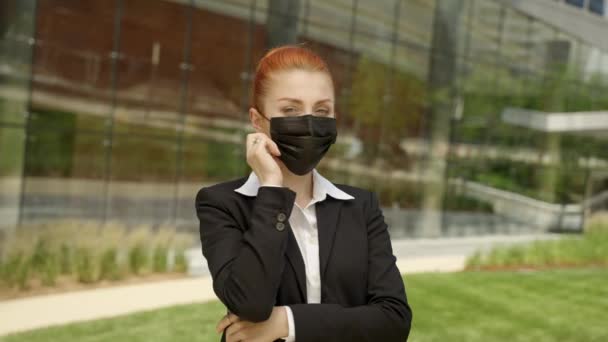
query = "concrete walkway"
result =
(0, 277, 215, 336)
(0, 233, 561, 336)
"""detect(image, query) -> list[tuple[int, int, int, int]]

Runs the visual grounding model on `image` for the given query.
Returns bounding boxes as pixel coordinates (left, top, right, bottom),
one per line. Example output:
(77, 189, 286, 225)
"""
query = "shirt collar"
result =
(234, 168, 354, 201)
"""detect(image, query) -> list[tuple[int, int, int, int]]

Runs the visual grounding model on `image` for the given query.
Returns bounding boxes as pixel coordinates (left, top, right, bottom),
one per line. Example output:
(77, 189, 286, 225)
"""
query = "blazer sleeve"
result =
(287, 190, 413, 341)
(195, 185, 297, 322)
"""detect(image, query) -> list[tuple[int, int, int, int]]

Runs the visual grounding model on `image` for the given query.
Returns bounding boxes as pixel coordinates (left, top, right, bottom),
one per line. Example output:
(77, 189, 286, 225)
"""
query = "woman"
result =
(195, 45, 412, 342)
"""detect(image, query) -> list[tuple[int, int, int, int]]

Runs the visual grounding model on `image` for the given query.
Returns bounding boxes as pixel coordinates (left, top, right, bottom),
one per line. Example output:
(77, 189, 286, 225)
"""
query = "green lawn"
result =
(3, 268, 607, 342)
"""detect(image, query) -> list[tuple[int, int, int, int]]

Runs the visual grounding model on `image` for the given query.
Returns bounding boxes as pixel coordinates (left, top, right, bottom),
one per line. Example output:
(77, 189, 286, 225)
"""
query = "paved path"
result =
(0, 233, 561, 336)
(0, 277, 215, 337)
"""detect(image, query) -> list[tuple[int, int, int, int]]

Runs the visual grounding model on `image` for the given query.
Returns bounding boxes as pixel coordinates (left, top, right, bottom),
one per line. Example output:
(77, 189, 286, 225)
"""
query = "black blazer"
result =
(195, 176, 412, 341)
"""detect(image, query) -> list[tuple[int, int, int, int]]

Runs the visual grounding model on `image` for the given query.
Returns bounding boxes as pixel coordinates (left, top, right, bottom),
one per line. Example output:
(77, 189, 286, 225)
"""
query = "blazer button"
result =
(277, 212, 287, 222)
(275, 222, 285, 231)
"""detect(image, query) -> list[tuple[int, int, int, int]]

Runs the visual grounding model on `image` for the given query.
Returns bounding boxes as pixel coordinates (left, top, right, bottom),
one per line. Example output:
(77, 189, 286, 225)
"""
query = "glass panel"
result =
(0, 0, 36, 229)
(3, 0, 606, 238)
(105, 0, 189, 226)
(20, 0, 116, 225)
(589, 0, 605, 15)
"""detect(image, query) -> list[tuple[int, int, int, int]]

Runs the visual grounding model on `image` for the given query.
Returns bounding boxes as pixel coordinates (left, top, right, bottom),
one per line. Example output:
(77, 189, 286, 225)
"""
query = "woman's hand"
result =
(217, 307, 289, 342)
(246, 133, 283, 187)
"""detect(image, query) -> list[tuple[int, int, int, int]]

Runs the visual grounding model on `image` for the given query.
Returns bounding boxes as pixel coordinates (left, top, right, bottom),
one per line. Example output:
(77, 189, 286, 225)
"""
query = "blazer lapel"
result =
(316, 198, 343, 280)
(283, 198, 344, 303)
(285, 226, 307, 301)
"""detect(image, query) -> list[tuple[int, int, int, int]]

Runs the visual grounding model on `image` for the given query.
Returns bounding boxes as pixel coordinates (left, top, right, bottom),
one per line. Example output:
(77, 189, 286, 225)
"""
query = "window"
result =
(565, 0, 584, 8)
(589, 0, 605, 15)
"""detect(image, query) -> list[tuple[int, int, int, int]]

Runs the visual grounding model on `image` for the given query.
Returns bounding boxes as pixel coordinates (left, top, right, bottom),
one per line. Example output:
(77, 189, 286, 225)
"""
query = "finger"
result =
(230, 330, 246, 342)
(246, 135, 260, 160)
(225, 325, 235, 342)
(246, 133, 257, 150)
(216, 316, 230, 333)
(252, 135, 272, 156)
(216, 317, 229, 334)
(217, 313, 240, 333)
(248, 133, 265, 153)
(266, 138, 281, 156)
(255, 134, 275, 154)
(226, 326, 250, 341)
(246, 133, 256, 146)
(226, 322, 243, 339)
(245, 135, 253, 155)
(246, 133, 263, 147)
(227, 322, 253, 340)
(226, 330, 243, 342)
(215, 317, 221, 332)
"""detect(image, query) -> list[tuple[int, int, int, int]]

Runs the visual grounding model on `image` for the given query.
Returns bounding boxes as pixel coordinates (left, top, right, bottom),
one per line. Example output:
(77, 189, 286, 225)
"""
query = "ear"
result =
(249, 107, 266, 133)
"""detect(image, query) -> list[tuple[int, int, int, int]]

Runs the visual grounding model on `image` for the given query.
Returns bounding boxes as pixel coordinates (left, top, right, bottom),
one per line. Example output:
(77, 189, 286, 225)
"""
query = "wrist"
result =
(273, 306, 289, 339)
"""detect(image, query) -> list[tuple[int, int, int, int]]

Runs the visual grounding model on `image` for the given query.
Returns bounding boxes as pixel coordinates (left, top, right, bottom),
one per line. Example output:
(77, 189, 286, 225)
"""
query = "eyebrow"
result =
(277, 97, 333, 105)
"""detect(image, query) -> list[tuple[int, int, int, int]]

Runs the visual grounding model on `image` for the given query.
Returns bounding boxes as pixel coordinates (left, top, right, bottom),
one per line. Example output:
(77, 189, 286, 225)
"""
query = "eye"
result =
(282, 107, 306, 117)
(315, 108, 330, 116)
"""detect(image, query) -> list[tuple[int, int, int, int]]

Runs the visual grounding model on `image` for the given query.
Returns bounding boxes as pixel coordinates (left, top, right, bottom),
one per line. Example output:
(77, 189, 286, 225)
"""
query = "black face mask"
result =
(261, 113, 337, 175)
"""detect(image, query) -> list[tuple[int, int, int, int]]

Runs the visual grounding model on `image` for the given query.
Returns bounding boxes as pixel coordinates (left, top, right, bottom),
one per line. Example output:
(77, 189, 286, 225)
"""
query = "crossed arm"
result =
(195, 185, 412, 341)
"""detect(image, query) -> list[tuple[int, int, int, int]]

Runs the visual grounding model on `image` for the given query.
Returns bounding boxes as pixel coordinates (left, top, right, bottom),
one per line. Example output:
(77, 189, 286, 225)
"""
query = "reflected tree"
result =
(349, 56, 425, 169)
(419, 0, 465, 237)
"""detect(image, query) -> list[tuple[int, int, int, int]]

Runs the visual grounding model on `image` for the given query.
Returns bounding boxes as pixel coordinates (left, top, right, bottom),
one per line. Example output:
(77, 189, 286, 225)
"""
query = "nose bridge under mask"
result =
(306, 115, 314, 135)
(269, 114, 336, 137)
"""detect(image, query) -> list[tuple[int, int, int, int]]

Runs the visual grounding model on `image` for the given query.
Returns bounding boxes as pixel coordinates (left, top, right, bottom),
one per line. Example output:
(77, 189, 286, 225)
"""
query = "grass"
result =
(3, 268, 607, 342)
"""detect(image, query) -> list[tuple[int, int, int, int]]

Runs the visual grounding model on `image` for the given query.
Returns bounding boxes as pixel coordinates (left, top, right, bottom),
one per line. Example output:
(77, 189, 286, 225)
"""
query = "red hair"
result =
(251, 44, 334, 112)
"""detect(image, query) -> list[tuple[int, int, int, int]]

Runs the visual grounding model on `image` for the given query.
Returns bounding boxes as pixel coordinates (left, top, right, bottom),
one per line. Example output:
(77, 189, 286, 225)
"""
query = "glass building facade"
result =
(1, 0, 607, 238)
(564, 0, 605, 16)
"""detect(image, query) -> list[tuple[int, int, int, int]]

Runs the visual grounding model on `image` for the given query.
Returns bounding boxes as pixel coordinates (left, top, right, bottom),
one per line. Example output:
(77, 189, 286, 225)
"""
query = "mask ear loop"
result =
(257, 110, 271, 122)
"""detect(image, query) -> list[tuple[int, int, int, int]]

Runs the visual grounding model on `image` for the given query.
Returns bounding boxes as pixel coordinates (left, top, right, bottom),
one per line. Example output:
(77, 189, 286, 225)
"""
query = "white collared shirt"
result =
(234, 168, 354, 341)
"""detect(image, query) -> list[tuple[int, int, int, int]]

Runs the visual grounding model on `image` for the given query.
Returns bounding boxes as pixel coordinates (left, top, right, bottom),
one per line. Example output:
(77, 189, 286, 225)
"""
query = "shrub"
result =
(59, 244, 73, 275)
(173, 250, 188, 273)
(31, 239, 51, 272)
(16, 256, 32, 290)
(585, 212, 608, 234)
(466, 228, 608, 270)
(99, 248, 121, 281)
(1, 252, 24, 287)
(75, 247, 96, 284)
(465, 250, 482, 269)
(0, 219, 195, 292)
(153, 245, 168, 273)
(128, 243, 147, 276)
(41, 252, 59, 287)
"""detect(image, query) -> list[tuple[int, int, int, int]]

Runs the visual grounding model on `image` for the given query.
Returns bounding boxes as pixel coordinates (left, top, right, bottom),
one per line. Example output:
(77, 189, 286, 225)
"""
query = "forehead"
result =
(265, 69, 334, 103)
